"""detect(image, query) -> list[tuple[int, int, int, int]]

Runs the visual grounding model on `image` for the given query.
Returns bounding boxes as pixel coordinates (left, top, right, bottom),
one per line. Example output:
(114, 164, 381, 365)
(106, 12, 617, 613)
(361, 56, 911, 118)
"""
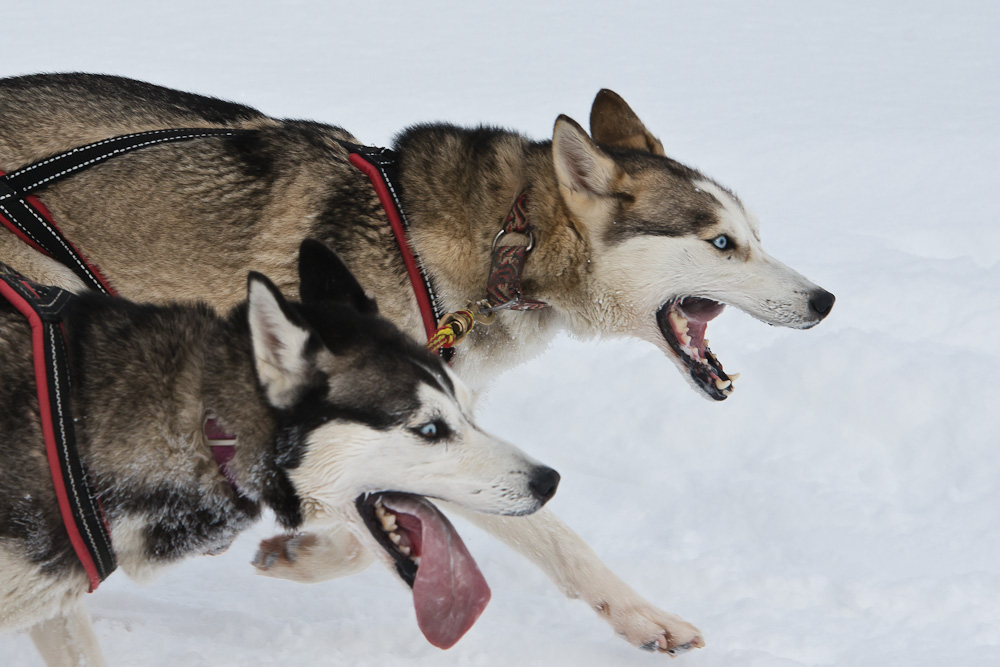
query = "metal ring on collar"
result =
(492, 228, 534, 253)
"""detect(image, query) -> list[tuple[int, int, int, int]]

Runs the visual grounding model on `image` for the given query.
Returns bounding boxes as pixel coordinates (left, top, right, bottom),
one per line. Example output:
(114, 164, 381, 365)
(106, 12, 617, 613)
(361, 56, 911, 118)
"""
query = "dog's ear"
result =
(298, 239, 378, 314)
(247, 272, 321, 409)
(589, 89, 665, 156)
(552, 115, 629, 226)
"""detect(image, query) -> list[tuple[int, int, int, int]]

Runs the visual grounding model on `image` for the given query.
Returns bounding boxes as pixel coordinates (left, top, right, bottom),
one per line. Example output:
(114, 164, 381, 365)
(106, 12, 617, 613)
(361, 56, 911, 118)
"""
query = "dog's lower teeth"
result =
(379, 513, 397, 532)
(729, 373, 741, 381)
(715, 378, 732, 390)
(389, 532, 401, 545)
(400, 545, 411, 556)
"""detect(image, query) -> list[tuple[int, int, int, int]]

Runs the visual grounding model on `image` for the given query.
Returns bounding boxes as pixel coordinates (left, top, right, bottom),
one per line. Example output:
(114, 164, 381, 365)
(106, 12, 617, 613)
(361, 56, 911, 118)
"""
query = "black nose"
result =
(809, 289, 835, 319)
(528, 466, 560, 505)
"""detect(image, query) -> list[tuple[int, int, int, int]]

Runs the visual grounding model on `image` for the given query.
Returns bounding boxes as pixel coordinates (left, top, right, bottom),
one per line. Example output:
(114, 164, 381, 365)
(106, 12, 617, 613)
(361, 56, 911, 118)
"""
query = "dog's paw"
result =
(595, 599, 704, 657)
(252, 529, 375, 583)
(252, 532, 316, 573)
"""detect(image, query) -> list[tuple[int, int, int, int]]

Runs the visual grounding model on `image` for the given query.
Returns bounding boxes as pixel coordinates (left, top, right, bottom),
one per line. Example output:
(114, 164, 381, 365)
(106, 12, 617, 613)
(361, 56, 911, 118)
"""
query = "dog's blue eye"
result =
(415, 419, 450, 441)
(711, 235, 730, 250)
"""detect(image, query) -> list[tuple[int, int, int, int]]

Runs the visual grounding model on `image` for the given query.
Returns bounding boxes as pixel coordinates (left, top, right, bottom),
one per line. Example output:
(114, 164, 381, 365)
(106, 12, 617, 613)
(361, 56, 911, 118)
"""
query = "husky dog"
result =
(0, 240, 561, 666)
(0, 73, 834, 654)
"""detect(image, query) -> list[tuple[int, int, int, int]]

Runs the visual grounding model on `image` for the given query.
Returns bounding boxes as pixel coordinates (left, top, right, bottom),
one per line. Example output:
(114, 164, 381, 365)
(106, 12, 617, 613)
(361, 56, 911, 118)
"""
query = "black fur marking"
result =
(95, 477, 260, 562)
(593, 148, 742, 244)
(222, 130, 277, 183)
(298, 239, 378, 314)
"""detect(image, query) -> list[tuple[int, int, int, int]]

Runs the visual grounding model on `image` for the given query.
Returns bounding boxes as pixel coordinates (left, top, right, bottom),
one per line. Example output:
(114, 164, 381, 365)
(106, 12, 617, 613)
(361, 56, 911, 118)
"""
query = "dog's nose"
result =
(528, 466, 560, 505)
(809, 289, 835, 319)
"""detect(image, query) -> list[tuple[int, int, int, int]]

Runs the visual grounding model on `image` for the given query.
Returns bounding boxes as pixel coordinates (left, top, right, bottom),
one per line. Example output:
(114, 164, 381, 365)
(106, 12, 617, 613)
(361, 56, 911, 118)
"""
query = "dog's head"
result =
(548, 89, 835, 400)
(246, 239, 558, 648)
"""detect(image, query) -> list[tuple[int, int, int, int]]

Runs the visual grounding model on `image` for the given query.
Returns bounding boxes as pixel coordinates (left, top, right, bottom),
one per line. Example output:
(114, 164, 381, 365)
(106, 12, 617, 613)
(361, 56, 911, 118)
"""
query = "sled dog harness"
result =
(341, 142, 549, 356)
(0, 265, 116, 592)
(0, 128, 249, 295)
(0, 130, 548, 360)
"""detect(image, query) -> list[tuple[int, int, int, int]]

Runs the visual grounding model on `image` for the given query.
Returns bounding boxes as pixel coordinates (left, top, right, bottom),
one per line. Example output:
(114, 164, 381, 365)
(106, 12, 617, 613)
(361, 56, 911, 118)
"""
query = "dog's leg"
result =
(28, 602, 106, 667)
(0, 229, 89, 293)
(252, 523, 375, 583)
(446, 505, 705, 656)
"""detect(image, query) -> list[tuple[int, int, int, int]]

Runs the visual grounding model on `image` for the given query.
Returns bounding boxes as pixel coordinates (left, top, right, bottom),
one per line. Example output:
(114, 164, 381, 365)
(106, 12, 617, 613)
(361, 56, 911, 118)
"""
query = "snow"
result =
(3, 1, 999, 665)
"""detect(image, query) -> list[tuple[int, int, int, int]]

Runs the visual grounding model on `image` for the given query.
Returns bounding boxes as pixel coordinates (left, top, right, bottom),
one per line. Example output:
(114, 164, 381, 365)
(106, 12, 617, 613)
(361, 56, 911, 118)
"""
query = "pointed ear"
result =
(552, 115, 623, 198)
(247, 272, 320, 409)
(552, 116, 629, 230)
(298, 239, 378, 314)
(589, 89, 665, 156)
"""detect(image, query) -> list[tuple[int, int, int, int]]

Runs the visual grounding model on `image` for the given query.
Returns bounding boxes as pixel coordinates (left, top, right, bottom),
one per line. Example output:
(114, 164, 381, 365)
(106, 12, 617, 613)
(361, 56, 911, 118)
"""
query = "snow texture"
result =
(2, 1, 998, 665)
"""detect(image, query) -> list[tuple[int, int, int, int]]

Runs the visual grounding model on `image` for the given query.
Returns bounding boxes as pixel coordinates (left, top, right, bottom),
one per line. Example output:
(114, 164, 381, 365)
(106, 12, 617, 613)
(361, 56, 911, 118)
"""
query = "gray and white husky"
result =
(0, 240, 560, 666)
(0, 73, 834, 655)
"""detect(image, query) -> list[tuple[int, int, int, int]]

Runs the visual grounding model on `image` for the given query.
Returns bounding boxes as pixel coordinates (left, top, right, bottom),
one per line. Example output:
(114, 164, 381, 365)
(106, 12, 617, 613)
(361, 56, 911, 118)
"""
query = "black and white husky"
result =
(0, 240, 559, 666)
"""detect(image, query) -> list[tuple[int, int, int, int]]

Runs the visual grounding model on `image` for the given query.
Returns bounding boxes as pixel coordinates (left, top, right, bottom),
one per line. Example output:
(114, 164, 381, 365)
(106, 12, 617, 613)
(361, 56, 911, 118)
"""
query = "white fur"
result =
(248, 277, 314, 409)
(561, 180, 825, 342)
(288, 378, 552, 579)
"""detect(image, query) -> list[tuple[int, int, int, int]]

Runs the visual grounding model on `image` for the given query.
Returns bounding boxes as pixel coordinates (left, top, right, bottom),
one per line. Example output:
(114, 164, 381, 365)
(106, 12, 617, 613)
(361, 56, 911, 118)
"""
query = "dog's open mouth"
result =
(356, 492, 490, 649)
(656, 297, 736, 401)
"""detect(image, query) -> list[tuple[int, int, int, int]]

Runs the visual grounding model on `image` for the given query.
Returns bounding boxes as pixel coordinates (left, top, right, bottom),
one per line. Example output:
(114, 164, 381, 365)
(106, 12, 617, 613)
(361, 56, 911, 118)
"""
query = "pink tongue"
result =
(679, 298, 725, 324)
(678, 299, 725, 349)
(382, 496, 491, 649)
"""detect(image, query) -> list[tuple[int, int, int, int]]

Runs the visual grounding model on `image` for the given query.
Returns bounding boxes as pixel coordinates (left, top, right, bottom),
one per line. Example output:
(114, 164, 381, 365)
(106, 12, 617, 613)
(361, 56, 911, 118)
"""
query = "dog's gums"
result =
(356, 493, 491, 649)
(657, 297, 735, 401)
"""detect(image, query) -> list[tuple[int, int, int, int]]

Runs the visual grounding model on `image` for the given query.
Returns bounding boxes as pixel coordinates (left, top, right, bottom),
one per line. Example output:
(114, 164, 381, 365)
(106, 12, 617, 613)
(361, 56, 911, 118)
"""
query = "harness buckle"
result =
(492, 227, 534, 253)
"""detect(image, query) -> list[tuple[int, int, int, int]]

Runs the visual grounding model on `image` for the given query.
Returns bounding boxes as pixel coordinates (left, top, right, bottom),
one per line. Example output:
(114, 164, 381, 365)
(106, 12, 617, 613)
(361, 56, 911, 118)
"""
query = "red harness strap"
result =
(0, 268, 116, 591)
(347, 153, 439, 341)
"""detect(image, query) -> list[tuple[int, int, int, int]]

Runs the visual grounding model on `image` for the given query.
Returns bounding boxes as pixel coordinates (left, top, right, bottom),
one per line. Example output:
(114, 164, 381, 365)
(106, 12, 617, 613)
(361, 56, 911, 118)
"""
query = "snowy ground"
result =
(3, 1, 999, 665)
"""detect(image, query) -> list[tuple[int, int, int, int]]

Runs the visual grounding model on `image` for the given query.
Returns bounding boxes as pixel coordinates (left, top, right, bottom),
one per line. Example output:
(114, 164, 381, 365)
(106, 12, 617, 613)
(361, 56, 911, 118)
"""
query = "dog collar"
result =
(482, 191, 549, 313)
(204, 414, 240, 492)
(339, 142, 551, 357)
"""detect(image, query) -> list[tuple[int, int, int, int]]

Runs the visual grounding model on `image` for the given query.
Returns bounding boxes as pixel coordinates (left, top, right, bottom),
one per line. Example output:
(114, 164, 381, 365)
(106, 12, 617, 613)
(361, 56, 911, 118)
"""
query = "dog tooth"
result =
(379, 513, 397, 531)
(729, 373, 741, 382)
(680, 332, 692, 346)
(389, 532, 402, 545)
(667, 311, 688, 331)
(399, 545, 411, 556)
(715, 378, 732, 390)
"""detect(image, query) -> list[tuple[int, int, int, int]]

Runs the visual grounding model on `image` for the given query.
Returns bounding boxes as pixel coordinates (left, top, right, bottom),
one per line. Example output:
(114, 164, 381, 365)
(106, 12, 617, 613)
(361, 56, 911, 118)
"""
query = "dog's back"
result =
(0, 73, 275, 167)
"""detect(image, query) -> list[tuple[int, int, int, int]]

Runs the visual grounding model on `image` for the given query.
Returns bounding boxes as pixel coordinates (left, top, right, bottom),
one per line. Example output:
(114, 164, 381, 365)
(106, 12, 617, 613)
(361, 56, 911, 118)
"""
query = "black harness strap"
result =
(0, 128, 250, 295)
(0, 265, 116, 591)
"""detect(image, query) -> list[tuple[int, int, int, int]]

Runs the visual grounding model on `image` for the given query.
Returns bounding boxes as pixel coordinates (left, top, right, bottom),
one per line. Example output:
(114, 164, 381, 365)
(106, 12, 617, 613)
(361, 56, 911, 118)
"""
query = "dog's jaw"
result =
(656, 298, 734, 401)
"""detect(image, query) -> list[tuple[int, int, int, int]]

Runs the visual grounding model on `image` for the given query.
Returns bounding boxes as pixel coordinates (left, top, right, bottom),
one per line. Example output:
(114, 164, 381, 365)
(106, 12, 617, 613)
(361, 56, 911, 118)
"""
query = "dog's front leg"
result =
(28, 602, 105, 667)
(252, 523, 375, 583)
(446, 505, 705, 656)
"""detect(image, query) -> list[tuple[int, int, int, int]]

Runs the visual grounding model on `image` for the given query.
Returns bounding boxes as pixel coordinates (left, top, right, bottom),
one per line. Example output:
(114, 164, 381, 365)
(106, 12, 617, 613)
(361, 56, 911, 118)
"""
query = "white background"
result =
(2, 1, 998, 665)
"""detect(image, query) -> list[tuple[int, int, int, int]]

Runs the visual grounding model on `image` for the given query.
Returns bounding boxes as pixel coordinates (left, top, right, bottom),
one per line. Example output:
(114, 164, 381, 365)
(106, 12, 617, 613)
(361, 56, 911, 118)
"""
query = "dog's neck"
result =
(393, 126, 590, 381)
(66, 297, 301, 529)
